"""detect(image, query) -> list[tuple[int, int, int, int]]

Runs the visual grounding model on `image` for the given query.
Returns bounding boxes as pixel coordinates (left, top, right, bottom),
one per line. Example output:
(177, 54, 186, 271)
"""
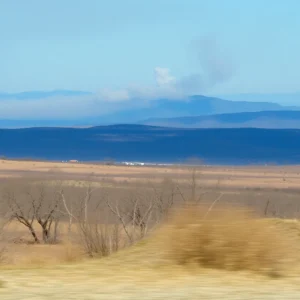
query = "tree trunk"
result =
(29, 226, 40, 243)
(42, 227, 50, 243)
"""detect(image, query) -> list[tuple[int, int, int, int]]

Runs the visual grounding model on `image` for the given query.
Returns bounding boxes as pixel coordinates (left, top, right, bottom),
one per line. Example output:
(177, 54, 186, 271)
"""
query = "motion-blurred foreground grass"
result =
(1, 204, 300, 299)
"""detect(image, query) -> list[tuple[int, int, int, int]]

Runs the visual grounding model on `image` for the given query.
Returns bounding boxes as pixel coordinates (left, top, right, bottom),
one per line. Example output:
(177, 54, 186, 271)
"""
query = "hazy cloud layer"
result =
(0, 95, 145, 119)
(96, 37, 235, 102)
(1, 38, 234, 119)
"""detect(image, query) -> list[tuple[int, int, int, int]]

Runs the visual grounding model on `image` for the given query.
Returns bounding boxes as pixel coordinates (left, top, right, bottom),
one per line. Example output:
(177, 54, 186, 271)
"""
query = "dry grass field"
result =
(1, 159, 300, 299)
(1, 159, 300, 189)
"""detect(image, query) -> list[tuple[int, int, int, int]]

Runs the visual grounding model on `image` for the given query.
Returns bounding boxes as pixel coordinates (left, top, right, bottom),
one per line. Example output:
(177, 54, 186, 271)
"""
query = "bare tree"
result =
(106, 191, 155, 243)
(59, 190, 75, 236)
(0, 211, 11, 262)
(188, 168, 210, 203)
(151, 178, 178, 220)
(59, 184, 102, 230)
(3, 183, 61, 244)
(27, 185, 60, 243)
(4, 189, 40, 243)
(59, 184, 115, 257)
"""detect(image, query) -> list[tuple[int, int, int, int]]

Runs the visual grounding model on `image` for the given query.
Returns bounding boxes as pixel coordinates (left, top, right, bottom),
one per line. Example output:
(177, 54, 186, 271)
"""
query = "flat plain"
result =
(1, 159, 300, 299)
(1, 159, 300, 189)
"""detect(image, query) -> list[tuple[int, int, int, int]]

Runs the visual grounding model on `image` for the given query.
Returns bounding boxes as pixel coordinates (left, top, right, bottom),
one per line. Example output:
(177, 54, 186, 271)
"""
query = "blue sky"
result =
(1, 0, 300, 118)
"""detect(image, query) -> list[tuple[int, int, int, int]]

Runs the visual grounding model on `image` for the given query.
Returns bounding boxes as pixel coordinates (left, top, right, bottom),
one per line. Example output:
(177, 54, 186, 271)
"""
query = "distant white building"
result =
(123, 162, 145, 166)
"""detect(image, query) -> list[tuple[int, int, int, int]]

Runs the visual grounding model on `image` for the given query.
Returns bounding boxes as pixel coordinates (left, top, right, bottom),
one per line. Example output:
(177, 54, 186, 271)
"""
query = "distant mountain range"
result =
(0, 90, 92, 100)
(2, 91, 300, 165)
(1, 90, 300, 128)
(140, 110, 300, 129)
(1, 125, 300, 165)
(89, 95, 300, 124)
(218, 93, 300, 106)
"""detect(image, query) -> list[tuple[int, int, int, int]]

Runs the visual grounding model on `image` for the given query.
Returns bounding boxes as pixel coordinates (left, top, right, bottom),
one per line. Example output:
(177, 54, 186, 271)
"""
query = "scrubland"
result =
(1, 160, 300, 299)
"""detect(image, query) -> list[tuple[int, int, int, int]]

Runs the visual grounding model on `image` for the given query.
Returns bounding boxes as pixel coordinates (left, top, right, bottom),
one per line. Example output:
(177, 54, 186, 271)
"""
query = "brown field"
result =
(1, 159, 300, 299)
(1, 159, 300, 188)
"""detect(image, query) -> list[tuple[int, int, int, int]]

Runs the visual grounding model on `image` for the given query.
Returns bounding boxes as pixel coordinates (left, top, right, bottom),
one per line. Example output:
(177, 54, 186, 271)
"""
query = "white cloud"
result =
(154, 67, 176, 86)
(93, 67, 183, 103)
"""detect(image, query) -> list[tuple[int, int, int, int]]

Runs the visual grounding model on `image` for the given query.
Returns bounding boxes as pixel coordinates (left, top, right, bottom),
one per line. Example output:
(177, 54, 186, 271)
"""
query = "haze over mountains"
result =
(2, 90, 300, 164)
(0, 90, 92, 100)
(219, 93, 300, 107)
(1, 90, 300, 128)
(141, 111, 300, 129)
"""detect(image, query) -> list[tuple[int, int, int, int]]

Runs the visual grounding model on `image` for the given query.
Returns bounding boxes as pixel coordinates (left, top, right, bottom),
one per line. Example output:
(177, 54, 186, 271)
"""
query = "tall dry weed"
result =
(157, 203, 298, 275)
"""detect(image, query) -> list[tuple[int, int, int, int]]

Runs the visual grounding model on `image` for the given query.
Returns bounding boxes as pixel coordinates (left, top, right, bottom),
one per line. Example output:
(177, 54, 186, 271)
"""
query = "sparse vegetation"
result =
(0, 168, 299, 271)
(1, 162, 300, 298)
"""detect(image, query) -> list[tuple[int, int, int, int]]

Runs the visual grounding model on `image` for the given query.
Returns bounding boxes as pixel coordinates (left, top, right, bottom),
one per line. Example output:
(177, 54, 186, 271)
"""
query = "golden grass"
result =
(2, 210, 300, 299)
(0, 243, 84, 267)
(0, 219, 136, 267)
(0, 280, 5, 288)
(0, 220, 85, 267)
(156, 203, 299, 275)
(1, 205, 300, 276)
